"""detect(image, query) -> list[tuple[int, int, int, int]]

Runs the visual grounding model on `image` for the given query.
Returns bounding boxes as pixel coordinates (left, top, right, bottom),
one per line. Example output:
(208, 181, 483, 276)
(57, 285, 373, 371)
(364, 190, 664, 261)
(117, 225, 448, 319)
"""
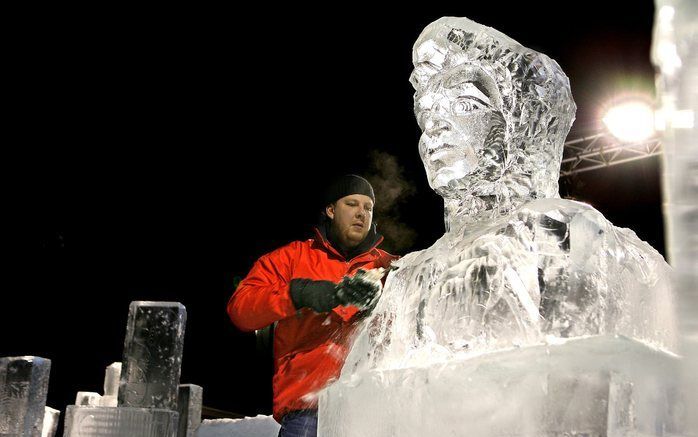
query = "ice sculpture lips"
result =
(429, 148, 458, 163)
(425, 143, 457, 161)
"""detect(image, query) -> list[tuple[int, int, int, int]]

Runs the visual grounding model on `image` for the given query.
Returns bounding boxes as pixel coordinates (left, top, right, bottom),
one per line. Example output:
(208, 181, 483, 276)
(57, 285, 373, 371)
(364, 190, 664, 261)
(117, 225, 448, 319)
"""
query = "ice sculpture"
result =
(0, 356, 51, 437)
(319, 16, 679, 436)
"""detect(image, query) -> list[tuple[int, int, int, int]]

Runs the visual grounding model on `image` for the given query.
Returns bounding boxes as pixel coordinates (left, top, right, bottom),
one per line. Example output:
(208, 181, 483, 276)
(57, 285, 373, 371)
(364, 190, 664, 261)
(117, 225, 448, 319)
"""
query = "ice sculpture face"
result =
(414, 63, 505, 193)
(410, 17, 576, 203)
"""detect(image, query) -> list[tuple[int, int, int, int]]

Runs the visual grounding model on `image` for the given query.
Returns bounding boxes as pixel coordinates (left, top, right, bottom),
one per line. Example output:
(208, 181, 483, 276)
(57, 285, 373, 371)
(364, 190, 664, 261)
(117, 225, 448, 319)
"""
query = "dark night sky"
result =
(5, 0, 664, 424)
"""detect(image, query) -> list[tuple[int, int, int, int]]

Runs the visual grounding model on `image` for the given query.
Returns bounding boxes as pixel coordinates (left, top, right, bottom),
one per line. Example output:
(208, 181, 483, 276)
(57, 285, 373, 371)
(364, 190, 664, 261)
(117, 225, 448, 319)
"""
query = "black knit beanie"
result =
(323, 174, 375, 206)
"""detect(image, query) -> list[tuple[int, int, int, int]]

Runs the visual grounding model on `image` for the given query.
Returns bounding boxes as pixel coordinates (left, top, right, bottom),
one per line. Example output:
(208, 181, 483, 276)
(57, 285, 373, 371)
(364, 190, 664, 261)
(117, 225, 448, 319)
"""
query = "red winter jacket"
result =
(227, 227, 398, 422)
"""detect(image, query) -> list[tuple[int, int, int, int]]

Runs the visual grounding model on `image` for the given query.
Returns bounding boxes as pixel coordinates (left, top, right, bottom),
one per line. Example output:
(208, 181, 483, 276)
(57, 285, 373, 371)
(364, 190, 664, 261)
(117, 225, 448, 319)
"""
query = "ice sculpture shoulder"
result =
(344, 17, 676, 374)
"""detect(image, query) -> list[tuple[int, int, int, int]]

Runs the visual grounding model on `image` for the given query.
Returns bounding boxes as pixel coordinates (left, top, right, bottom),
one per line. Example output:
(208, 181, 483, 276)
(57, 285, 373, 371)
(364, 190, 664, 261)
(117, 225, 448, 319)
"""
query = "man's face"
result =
(412, 46, 506, 196)
(326, 194, 374, 249)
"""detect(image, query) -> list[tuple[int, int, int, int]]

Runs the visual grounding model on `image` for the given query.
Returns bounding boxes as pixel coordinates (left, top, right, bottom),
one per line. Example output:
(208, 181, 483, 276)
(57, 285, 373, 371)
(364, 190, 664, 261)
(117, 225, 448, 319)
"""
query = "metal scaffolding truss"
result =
(560, 133, 662, 177)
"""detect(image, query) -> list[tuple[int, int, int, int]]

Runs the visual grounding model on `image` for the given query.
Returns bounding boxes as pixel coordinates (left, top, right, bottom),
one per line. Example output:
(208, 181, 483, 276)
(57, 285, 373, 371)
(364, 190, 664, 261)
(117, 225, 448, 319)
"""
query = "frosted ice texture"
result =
(321, 336, 682, 436)
(0, 356, 51, 437)
(75, 393, 101, 407)
(195, 416, 280, 437)
(62, 406, 178, 437)
(40, 407, 59, 437)
(176, 385, 202, 437)
(320, 16, 678, 437)
(118, 302, 187, 410)
(103, 363, 121, 397)
(652, 0, 698, 432)
(100, 362, 121, 407)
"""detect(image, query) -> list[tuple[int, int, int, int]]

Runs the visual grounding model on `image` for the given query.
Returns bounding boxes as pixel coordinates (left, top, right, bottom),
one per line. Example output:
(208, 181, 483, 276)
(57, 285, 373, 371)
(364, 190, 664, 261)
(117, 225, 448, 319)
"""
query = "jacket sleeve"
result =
(227, 242, 300, 332)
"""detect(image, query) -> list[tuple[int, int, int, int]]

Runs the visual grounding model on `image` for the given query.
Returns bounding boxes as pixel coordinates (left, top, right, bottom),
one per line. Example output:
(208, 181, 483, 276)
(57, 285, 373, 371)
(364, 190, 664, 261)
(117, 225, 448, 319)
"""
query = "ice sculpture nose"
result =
(424, 115, 452, 138)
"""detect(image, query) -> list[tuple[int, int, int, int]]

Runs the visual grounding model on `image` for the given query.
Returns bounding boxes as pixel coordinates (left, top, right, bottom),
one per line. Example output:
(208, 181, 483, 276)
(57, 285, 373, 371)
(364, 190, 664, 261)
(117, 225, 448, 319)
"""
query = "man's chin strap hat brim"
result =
(323, 174, 375, 206)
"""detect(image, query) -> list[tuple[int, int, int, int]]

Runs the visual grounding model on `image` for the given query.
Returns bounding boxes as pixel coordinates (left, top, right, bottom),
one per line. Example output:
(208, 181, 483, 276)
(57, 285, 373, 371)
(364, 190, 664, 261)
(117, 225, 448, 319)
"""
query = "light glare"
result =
(603, 101, 656, 142)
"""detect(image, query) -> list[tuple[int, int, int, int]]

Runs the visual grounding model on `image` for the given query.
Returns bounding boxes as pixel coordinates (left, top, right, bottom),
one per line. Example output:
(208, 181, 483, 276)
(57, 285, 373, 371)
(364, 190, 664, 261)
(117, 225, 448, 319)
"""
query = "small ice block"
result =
(176, 384, 202, 437)
(41, 407, 60, 437)
(103, 363, 122, 397)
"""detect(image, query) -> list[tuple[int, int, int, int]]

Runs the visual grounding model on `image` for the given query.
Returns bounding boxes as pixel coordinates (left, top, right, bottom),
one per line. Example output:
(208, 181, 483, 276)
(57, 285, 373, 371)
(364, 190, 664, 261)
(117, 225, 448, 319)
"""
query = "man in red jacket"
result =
(227, 174, 398, 437)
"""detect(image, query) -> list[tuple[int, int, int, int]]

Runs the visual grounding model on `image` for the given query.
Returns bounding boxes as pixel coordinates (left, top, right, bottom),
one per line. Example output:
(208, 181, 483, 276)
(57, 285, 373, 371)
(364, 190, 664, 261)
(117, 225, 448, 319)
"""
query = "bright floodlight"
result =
(602, 101, 655, 142)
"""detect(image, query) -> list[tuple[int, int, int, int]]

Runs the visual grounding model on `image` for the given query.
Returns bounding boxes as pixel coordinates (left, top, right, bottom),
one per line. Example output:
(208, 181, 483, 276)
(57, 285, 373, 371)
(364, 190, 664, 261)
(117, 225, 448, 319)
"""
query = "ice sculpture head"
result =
(411, 17, 576, 201)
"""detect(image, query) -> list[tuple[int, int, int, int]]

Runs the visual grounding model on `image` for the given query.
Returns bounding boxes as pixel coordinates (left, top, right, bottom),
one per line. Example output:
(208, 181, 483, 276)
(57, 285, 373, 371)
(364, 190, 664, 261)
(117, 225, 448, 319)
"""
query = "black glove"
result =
(336, 270, 381, 311)
(289, 278, 342, 313)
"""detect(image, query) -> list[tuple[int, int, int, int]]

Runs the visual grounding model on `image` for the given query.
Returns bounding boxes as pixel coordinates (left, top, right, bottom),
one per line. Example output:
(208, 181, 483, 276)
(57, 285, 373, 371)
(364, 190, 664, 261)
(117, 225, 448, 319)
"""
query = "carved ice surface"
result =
(409, 17, 575, 214)
(118, 302, 187, 411)
(319, 16, 679, 437)
(62, 406, 178, 437)
(0, 356, 51, 437)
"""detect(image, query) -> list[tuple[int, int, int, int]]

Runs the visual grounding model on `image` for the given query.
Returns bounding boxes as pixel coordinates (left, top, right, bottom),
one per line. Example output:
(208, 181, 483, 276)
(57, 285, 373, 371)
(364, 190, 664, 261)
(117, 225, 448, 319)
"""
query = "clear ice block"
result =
(0, 356, 51, 437)
(118, 302, 187, 410)
(176, 385, 202, 437)
(63, 406, 178, 437)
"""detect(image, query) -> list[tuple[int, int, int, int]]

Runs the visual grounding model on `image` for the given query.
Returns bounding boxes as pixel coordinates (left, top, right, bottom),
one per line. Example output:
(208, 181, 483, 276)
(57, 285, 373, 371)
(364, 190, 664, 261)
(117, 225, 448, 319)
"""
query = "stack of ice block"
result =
(63, 301, 202, 437)
(319, 335, 684, 437)
(0, 356, 53, 437)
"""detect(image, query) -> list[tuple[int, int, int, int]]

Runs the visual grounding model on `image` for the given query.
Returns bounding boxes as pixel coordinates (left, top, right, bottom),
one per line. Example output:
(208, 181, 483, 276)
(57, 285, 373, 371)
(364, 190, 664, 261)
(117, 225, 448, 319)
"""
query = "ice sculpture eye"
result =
(451, 97, 487, 115)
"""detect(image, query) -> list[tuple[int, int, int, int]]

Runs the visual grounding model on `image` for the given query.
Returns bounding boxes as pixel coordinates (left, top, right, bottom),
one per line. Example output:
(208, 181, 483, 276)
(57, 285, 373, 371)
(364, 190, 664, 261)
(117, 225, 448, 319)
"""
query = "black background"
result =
(4, 0, 664, 429)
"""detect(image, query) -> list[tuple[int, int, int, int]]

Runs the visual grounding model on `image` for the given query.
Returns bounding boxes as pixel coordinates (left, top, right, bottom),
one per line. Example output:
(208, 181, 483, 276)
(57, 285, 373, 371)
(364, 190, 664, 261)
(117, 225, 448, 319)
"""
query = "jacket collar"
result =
(313, 218, 384, 262)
